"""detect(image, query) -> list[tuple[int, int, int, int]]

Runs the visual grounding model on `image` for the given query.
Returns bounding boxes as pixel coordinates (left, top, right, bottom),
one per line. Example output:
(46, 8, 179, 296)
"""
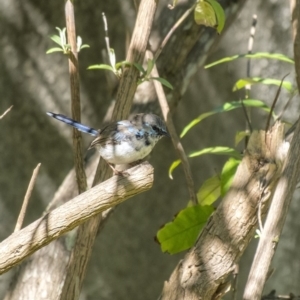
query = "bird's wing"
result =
(88, 120, 140, 149)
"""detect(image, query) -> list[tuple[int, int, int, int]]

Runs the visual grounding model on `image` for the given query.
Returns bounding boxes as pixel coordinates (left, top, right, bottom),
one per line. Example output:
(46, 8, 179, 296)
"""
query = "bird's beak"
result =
(162, 130, 170, 137)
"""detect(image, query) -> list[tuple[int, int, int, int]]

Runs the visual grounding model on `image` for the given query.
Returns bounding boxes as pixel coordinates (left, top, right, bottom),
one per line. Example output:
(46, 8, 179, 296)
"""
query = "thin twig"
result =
(257, 198, 264, 232)
(153, 3, 196, 62)
(264, 75, 288, 135)
(246, 14, 257, 91)
(276, 90, 296, 121)
(232, 264, 239, 300)
(147, 51, 197, 205)
(243, 3, 300, 298)
(65, 0, 87, 194)
(102, 12, 111, 57)
(244, 14, 257, 147)
(14, 163, 41, 232)
(0, 105, 13, 119)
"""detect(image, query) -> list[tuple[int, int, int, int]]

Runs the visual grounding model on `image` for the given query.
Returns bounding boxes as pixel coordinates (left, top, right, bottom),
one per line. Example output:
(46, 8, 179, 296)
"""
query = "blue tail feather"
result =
(47, 112, 99, 136)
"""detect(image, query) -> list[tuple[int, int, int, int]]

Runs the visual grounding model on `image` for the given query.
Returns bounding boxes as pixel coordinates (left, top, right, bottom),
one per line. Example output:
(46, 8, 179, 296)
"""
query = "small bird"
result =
(47, 112, 169, 174)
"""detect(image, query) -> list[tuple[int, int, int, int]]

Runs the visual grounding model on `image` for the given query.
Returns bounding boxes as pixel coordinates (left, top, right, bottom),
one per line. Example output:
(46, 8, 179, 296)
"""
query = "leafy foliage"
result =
(159, 47, 294, 256)
(180, 99, 272, 138)
(157, 205, 214, 254)
(47, 27, 89, 54)
(205, 52, 294, 69)
(89, 55, 173, 89)
(169, 146, 241, 179)
(194, 0, 225, 33)
(197, 174, 221, 206)
(233, 77, 294, 93)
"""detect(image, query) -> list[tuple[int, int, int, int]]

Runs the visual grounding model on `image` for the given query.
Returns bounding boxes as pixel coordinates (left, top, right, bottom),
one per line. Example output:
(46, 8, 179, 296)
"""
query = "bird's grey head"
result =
(131, 113, 169, 138)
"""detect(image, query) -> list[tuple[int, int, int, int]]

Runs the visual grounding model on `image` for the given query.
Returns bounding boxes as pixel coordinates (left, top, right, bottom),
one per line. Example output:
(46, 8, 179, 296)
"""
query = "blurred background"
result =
(0, 0, 298, 299)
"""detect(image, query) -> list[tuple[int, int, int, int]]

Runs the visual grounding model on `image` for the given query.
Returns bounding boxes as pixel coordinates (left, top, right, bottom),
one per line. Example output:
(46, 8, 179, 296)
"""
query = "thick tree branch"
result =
(242, 2, 300, 299)
(60, 1, 159, 299)
(65, 0, 87, 193)
(159, 123, 288, 300)
(4, 1, 248, 299)
(0, 162, 153, 275)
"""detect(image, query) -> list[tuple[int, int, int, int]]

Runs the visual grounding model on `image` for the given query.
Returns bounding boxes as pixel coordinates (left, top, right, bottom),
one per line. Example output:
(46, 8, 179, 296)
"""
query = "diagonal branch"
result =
(242, 2, 300, 298)
(159, 123, 288, 300)
(0, 162, 153, 275)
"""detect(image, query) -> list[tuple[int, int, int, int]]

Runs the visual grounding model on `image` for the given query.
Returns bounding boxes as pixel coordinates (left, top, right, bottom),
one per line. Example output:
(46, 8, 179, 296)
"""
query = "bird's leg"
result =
(107, 162, 128, 176)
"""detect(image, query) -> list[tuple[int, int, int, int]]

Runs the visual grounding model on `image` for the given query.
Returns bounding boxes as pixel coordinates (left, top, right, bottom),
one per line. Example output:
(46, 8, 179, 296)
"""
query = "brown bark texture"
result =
(160, 123, 288, 299)
(1, 1, 296, 300)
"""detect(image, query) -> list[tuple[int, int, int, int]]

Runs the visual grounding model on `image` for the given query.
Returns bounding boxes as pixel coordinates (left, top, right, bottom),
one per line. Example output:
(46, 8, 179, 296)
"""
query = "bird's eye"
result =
(152, 125, 160, 133)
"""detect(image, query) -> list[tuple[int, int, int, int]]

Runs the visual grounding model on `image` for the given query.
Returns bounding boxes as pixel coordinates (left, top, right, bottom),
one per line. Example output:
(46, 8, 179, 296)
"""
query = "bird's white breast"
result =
(98, 138, 155, 165)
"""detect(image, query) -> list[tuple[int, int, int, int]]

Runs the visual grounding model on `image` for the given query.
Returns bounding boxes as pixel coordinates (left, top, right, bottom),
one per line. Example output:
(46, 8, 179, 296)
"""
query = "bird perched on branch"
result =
(47, 112, 169, 174)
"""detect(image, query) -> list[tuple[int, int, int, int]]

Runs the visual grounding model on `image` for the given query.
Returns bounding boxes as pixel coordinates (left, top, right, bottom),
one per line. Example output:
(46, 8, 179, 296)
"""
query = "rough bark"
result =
(1, 0, 249, 299)
(0, 162, 153, 275)
(160, 123, 288, 300)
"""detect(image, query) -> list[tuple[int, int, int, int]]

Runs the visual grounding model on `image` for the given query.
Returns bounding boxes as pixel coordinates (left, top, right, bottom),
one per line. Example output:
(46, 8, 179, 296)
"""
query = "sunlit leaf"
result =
(189, 146, 241, 158)
(205, 52, 294, 69)
(233, 77, 293, 93)
(151, 77, 174, 90)
(80, 44, 90, 50)
(146, 59, 154, 77)
(197, 175, 221, 206)
(115, 60, 132, 70)
(87, 64, 115, 72)
(50, 35, 62, 46)
(235, 130, 250, 146)
(108, 48, 116, 70)
(46, 47, 64, 54)
(180, 99, 271, 138)
(156, 205, 214, 254)
(77, 36, 82, 49)
(220, 158, 240, 196)
(194, 0, 217, 28)
(133, 62, 146, 75)
(206, 0, 225, 33)
(169, 160, 181, 179)
(169, 147, 241, 178)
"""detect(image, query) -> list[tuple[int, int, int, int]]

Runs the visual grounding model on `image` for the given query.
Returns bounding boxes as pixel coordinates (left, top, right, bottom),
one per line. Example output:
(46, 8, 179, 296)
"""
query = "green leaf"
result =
(115, 60, 132, 70)
(235, 130, 250, 146)
(233, 77, 293, 93)
(180, 99, 271, 138)
(205, 52, 294, 69)
(80, 44, 90, 50)
(133, 62, 146, 75)
(194, 0, 217, 29)
(46, 47, 64, 54)
(169, 160, 181, 179)
(157, 205, 214, 254)
(220, 158, 240, 196)
(169, 147, 241, 178)
(146, 59, 155, 77)
(197, 175, 221, 206)
(77, 36, 82, 49)
(50, 35, 63, 46)
(109, 48, 116, 69)
(206, 0, 225, 33)
(150, 77, 174, 90)
(189, 146, 241, 159)
(87, 64, 115, 72)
